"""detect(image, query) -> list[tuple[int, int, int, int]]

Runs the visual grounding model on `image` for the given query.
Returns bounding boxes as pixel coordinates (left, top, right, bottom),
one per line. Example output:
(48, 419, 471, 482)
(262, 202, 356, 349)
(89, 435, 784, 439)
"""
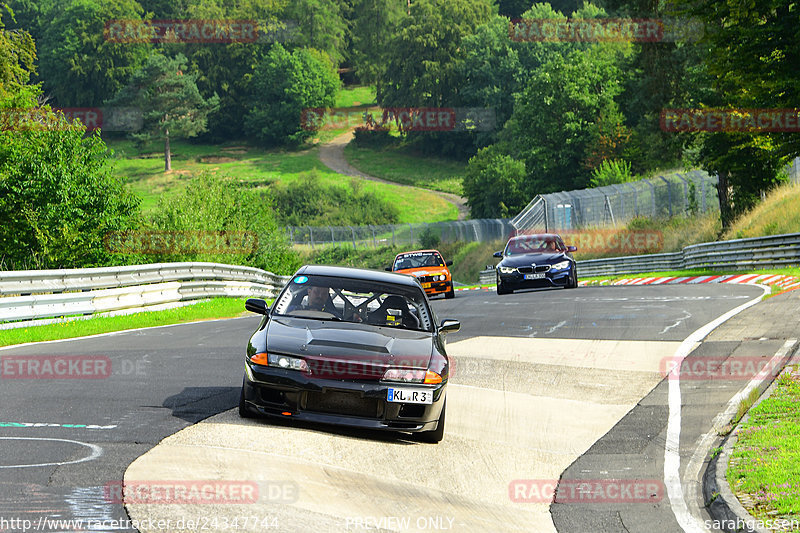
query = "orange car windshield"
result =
(394, 252, 444, 269)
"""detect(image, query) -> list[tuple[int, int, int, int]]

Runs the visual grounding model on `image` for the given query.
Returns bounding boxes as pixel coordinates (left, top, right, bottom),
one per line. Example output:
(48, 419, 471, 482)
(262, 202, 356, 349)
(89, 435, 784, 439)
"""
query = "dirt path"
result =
(317, 131, 470, 220)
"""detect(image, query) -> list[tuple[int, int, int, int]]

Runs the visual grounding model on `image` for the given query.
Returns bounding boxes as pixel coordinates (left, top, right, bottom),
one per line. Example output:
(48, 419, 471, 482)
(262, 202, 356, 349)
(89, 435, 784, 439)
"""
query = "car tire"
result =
(496, 278, 512, 295)
(418, 401, 446, 444)
(238, 382, 254, 418)
(569, 268, 579, 289)
(445, 285, 455, 299)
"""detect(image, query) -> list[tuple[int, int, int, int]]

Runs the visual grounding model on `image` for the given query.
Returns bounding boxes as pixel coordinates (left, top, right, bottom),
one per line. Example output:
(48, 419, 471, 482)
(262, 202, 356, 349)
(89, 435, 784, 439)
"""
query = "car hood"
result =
(396, 268, 449, 278)
(499, 252, 568, 268)
(266, 317, 433, 379)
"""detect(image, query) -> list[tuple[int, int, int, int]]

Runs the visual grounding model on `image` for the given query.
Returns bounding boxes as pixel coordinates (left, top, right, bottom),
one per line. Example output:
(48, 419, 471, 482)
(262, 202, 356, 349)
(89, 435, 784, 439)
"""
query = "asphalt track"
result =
(0, 283, 769, 532)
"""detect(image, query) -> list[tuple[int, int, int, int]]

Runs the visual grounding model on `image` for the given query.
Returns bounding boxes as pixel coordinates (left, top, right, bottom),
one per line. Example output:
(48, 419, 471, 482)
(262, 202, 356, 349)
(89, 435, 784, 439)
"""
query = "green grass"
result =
(109, 139, 456, 223)
(0, 298, 257, 347)
(726, 368, 800, 525)
(344, 143, 466, 195)
(725, 181, 800, 240)
(335, 86, 376, 108)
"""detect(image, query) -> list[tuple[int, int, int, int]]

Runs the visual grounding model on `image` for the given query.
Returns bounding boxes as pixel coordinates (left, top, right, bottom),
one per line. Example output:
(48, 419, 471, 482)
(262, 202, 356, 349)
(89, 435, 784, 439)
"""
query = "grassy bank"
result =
(0, 298, 257, 347)
(110, 139, 456, 223)
(344, 143, 466, 195)
(727, 366, 800, 525)
(725, 181, 800, 240)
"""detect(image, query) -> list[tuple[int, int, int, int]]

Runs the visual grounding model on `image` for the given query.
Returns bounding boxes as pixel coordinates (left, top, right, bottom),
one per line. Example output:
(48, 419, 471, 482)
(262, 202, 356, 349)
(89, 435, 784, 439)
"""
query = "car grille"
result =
(304, 391, 379, 418)
(517, 265, 551, 274)
(418, 275, 440, 283)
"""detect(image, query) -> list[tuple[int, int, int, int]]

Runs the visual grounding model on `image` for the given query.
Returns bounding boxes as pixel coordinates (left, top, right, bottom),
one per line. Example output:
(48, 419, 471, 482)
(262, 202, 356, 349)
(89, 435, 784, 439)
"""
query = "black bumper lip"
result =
(243, 362, 445, 432)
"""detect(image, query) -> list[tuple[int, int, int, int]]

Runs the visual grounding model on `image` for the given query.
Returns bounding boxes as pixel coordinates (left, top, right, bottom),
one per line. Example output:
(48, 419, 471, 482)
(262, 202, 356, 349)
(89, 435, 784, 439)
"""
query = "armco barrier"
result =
(577, 232, 800, 277)
(0, 262, 291, 327)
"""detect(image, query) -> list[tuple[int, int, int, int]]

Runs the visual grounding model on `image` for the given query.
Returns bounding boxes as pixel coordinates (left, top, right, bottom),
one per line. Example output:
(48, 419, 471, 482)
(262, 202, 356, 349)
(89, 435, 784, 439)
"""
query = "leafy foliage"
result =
(271, 171, 399, 226)
(244, 44, 339, 146)
(36, 0, 151, 107)
(462, 146, 527, 218)
(589, 159, 636, 188)
(0, 102, 141, 269)
(349, 0, 404, 85)
(147, 173, 301, 275)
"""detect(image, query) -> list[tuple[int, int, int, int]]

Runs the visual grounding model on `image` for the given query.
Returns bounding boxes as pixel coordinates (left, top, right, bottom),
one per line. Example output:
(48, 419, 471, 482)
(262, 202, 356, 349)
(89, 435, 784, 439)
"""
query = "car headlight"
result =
(250, 352, 309, 372)
(552, 260, 571, 270)
(383, 368, 442, 384)
(439, 274, 446, 281)
(497, 266, 516, 274)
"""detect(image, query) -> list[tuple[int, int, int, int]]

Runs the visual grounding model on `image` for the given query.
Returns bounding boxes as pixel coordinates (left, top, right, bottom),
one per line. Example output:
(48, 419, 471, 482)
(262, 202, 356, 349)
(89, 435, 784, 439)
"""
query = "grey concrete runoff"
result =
(704, 346, 800, 533)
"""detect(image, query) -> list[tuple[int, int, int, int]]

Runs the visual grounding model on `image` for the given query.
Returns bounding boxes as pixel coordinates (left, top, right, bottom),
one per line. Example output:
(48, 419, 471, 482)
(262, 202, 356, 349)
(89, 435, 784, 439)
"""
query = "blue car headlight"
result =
(551, 260, 571, 271)
(497, 266, 517, 274)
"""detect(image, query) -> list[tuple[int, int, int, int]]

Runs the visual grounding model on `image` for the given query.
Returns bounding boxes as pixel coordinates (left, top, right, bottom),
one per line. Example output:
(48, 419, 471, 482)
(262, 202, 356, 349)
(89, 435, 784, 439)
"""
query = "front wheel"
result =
(566, 268, 578, 289)
(497, 277, 512, 295)
(239, 382, 254, 418)
(417, 401, 446, 444)
(445, 285, 455, 299)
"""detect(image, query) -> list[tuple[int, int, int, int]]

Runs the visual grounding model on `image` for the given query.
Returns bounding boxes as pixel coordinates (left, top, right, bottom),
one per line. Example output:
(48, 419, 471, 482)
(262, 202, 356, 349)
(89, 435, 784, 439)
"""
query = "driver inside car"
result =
(290, 285, 343, 318)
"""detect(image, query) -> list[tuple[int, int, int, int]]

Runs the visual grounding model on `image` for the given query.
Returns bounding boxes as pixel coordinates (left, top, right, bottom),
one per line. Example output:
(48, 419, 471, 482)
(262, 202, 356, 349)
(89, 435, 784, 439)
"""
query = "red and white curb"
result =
(454, 274, 800, 293)
(579, 274, 800, 292)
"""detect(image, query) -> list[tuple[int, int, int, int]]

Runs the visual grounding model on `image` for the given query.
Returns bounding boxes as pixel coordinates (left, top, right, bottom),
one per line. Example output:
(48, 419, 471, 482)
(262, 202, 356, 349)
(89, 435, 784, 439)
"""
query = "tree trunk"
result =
(164, 130, 171, 172)
(717, 171, 731, 232)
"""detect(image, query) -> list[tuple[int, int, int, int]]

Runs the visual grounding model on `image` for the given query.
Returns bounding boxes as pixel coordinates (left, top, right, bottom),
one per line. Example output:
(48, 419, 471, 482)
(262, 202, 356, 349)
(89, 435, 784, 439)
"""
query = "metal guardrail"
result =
(0, 262, 291, 326)
(577, 233, 800, 277)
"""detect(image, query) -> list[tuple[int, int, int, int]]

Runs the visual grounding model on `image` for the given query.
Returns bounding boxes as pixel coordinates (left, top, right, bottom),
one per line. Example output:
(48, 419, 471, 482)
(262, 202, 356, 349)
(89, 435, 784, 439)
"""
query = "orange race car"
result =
(387, 249, 455, 299)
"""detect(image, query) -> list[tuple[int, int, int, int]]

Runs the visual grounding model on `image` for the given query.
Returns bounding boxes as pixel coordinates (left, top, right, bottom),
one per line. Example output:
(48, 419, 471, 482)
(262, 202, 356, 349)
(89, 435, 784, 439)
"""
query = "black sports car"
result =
(493, 233, 578, 294)
(239, 265, 460, 443)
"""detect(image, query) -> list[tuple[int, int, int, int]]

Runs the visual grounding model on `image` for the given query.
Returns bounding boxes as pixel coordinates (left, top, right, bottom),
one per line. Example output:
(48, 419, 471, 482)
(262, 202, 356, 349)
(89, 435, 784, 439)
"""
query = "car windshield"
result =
(272, 274, 433, 332)
(505, 236, 563, 255)
(393, 251, 444, 270)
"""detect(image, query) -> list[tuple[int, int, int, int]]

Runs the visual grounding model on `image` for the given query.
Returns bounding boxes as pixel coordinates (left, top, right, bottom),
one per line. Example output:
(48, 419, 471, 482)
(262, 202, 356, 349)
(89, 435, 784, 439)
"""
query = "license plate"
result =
(524, 273, 546, 280)
(422, 282, 431, 288)
(387, 388, 433, 404)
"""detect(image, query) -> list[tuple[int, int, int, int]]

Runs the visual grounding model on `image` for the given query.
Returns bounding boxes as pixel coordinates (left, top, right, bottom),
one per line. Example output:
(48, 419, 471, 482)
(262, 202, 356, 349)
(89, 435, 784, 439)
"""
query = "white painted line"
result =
(663, 284, 769, 532)
(0, 314, 253, 351)
(0, 437, 103, 469)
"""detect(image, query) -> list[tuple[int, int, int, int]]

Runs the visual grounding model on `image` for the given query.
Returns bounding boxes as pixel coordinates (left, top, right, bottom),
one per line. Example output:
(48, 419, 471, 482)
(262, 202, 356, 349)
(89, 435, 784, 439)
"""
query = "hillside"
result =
(724, 182, 800, 239)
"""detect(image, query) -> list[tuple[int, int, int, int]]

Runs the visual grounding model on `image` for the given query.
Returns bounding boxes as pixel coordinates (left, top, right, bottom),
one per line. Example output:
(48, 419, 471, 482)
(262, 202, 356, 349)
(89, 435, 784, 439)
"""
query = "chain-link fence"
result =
(511, 170, 719, 232)
(285, 219, 514, 249)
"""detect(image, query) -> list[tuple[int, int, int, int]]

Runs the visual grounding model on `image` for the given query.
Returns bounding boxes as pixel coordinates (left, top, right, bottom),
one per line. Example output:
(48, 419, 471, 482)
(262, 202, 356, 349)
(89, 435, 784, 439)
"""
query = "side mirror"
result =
(438, 319, 461, 334)
(493, 251, 503, 258)
(384, 266, 392, 271)
(445, 260, 453, 267)
(245, 298, 270, 315)
(567, 245, 577, 252)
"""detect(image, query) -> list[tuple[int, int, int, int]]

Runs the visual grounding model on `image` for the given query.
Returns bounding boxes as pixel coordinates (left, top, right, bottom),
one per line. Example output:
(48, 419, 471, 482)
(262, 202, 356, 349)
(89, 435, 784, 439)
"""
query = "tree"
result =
(462, 146, 527, 218)
(378, 0, 494, 109)
(0, 95, 140, 269)
(36, 0, 151, 107)
(669, 0, 800, 230)
(501, 41, 632, 193)
(282, 0, 349, 66)
(173, 0, 283, 141)
(0, 17, 36, 98)
(108, 53, 219, 171)
(349, 0, 404, 85)
(244, 44, 339, 146)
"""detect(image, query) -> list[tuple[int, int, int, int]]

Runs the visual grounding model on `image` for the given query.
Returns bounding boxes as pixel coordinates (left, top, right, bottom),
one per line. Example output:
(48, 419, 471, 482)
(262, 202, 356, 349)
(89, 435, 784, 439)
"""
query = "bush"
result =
(144, 173, 301, 275)
(244, 44, 339, 147)
(271, 171, 400, 226)
(418, 226, 441, 249)
(589, 159, 635, 188)
(0, 102, 140, 269)
(462, 146, 528, 218)
(352, 127, 395, 148)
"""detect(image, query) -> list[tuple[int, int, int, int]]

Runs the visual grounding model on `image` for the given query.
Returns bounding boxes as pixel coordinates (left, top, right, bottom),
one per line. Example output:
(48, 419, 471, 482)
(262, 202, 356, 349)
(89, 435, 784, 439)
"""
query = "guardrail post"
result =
(371, 226, 377, 248)
(309, 227, 315, 249)
(350, 226, 357, 250)
(660, 176, 673, 217)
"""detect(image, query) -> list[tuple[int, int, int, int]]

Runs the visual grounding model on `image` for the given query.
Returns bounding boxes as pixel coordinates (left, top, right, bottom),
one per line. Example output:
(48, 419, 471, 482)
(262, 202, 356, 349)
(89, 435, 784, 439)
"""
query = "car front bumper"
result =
(497, 267, 572, 289)
(421, 280, 452, 296)
(242, 361, 446, 432)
